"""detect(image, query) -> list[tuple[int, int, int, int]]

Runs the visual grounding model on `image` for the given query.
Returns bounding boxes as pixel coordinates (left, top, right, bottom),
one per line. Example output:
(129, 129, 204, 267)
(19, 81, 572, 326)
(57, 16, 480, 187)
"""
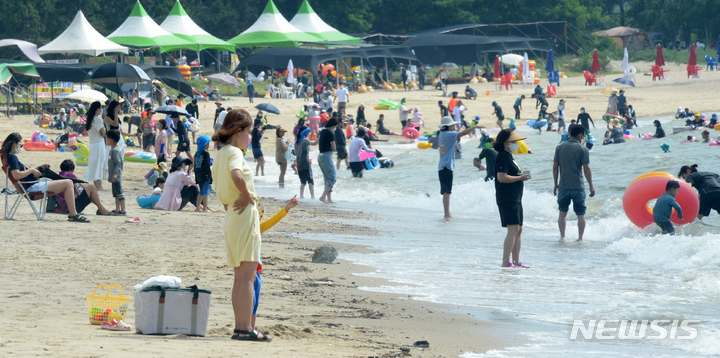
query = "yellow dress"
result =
(212, 144, 261, 267)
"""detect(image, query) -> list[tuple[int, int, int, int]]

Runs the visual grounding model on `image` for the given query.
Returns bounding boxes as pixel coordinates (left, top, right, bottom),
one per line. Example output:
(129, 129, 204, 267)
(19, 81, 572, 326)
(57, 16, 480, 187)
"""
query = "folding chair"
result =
(2, 149, 55, 220)
(548, 71, 560, 87)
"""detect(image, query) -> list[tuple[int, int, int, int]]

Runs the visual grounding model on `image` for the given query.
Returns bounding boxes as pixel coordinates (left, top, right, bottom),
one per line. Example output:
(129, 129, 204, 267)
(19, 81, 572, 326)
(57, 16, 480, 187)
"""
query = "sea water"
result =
(253, 115, 720, 357)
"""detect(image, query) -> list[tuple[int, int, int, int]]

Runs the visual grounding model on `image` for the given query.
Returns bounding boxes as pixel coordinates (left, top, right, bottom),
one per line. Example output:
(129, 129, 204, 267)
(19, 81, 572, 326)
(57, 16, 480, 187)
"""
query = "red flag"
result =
(493, 56, 501, 79)
(655, 45, 665, 67)
(688, 44, 697, 67)
(591, 50, 601, 72)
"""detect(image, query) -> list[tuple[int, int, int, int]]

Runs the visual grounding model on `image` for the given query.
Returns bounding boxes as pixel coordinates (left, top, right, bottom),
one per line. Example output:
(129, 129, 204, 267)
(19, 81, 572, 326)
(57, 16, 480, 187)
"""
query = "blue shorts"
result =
(557, 189, 586, 215)
(318, 152, 336, 189)
(252, 272, 261, 315)
(198, 181, 210, 196)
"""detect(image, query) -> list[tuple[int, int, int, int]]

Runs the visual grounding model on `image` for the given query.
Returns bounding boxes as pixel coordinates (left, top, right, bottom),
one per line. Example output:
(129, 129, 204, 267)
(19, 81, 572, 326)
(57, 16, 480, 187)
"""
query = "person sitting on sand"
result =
(56, 159, 112, 216)
(154, 157, 199, 211)
(376, 114, 398, 136)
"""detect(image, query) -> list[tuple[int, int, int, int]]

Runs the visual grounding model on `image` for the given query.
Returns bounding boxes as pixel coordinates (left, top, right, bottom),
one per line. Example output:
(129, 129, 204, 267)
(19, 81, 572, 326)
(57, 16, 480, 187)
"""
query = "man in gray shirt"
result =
(295, 129, 314, 199)
(553, 124, 595, 241)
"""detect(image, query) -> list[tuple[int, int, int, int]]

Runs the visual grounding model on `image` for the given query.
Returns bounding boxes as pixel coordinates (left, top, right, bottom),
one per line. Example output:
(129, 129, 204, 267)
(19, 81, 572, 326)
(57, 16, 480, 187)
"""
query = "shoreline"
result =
(0, 197, 516, 357)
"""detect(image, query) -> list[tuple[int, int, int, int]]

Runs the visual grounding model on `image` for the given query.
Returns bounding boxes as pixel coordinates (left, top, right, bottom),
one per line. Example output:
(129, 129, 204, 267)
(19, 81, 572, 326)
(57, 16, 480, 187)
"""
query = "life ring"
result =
(124, 151, 157, 163)
(641, 136, 657, 140)
(402, 127, 420, 139)
(715, 124, 720, 130)
(137, 194, 161, 209)
(623, 134, 636, 139)
(602, 114, 627, 125)
(622, 172, 699, 228)
(710, 141, 720, 146)
(24, 142, 56, 151)
(186, 117, 201, 132)
(418, 142, 432, 149)
(527, 119, 547, 130)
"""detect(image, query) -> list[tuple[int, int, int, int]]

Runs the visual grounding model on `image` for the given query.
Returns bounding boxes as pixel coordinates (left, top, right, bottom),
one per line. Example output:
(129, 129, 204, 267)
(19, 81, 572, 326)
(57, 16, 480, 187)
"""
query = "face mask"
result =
(509, 142, 519, 152)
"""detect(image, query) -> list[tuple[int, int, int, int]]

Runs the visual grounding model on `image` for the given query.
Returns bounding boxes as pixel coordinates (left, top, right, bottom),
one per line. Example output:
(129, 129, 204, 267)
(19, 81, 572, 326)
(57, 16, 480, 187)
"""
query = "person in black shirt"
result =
(335, 120, 348, 169)
(652, 120, 666, 138)
(356, 104, 367, 126)
(494, 129, 531, 268)
(438, 100, 449, 118)
(193, 135, 215, 212)
(251, 119, 265, 176)
(315, 118, 338, 203)
(679, 164, 720, 220)
(213, 101, 224, 126)
(376, 114, 398, 136)
(418, 65, 426, 90)
(473, 142, 497, 182)
(172, 114, 193, 165)
(576, 107, 595, 131)
(492, 101, 505, 129)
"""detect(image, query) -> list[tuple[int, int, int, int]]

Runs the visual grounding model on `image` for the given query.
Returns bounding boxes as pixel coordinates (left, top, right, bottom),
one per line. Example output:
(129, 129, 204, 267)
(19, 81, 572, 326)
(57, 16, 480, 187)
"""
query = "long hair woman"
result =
(83, 101, 107, 190)
(211, 109, 272, 342)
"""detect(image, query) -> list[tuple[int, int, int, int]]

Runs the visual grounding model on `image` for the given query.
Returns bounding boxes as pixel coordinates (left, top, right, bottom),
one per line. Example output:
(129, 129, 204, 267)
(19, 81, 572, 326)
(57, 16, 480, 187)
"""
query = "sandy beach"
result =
(1, 61, 718, 357)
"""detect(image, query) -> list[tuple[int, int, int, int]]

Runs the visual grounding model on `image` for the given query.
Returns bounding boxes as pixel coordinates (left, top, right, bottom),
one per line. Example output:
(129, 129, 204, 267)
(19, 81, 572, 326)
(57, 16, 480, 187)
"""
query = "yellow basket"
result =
(86, 284, 131, 325)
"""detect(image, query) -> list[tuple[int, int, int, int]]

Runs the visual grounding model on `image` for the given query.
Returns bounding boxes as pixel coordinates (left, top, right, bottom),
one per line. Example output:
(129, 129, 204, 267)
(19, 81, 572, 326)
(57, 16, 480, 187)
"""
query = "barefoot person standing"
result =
(553, 124, 595, 241)
(494, 129, 531, 267)
(211, 109, 272, 342)
(438, 116, 484, 219)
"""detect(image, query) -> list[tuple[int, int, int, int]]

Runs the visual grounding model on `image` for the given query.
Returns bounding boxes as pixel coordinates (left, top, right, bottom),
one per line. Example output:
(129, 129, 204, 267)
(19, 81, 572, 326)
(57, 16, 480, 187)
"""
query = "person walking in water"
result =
(438, 116, 484, 219)
(553, 124, 595, 241)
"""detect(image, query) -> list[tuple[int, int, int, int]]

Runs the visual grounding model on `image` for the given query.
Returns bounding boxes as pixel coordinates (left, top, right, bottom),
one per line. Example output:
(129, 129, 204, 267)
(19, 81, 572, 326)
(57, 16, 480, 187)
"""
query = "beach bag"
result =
(134, 285, 211, 336)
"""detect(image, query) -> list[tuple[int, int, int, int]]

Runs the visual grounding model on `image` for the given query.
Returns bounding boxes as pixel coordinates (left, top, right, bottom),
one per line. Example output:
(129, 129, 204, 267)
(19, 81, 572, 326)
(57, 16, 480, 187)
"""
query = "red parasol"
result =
(493, 56, 501, 79)
(655, 45, 665, 67)
(591, 50, 601, 72)
(688, 44, 697, 67)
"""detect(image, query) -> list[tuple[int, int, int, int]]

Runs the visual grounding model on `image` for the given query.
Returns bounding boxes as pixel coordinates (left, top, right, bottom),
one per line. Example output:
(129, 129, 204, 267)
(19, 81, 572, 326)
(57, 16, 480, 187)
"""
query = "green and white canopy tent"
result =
(289, 0, 361, 43)
(160, 1, 235, 52)
(228, 0, 319, 48)
(107, 1, 195, 53)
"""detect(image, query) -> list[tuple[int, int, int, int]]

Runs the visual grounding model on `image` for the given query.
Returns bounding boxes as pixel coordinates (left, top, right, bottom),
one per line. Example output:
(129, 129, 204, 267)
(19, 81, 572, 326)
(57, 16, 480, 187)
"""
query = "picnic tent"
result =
(403, 34, 551, 65)
(228, 0, 319, 48)
(160, 0, 235, 52)
(289, 0, 361, 43)
(593, 27, 648, 50)
(38, 10, 128, 56)
(107, 1, 195, 53)
(0, 63, 39, 85)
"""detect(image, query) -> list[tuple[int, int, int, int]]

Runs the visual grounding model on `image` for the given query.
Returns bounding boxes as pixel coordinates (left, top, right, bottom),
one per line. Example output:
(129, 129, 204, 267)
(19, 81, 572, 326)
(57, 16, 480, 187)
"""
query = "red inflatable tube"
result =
(24, 142, 56, 151)
(622, 175, 699, 228)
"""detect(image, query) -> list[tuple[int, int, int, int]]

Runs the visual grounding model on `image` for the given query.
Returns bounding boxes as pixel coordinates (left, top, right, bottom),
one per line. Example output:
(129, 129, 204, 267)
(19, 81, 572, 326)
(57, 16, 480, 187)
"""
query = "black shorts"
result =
(75, 190, 92, 213)
(252, 147, 263, 159)
(176, 140, 190, 152)
(497, 201, 523, 227)
(298, 168, 314, 185)
(378, 127, 391, 135)
(111, 182, 124, 200)
(497, 115, 505, 121)
(401, 120, 407, 128)
(142, 134, 155, 150)
(350, 161, 364, 178)
(439, 168, 453, 195)
(699, 190, 720, 217)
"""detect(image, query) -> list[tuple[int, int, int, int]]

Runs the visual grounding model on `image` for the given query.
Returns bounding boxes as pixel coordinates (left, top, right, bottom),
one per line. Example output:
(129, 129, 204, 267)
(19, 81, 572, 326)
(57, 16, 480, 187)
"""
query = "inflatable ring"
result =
(602, 114, 627, 125)
(402, 128, 420, 139)
(24, 142, 56, 151)
(124, 151, 157, 163)
(622, 173, 699, 228)
(513, 140, 529, 154)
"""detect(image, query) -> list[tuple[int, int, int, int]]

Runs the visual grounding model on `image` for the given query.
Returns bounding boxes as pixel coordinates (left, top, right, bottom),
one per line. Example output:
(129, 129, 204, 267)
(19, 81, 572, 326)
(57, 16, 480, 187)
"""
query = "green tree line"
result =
(0, 0, 717, 49)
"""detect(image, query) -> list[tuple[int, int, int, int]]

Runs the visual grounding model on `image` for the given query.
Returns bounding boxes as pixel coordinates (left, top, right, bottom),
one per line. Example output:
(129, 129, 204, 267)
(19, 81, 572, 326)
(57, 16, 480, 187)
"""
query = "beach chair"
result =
(705, 55, 717, 71)
(495, 73, 513, 91)
(1, 149, 55, 220)
(687, 65, 701, 78)
(584, 71, 596, 86)
(548, 71, 560, 87)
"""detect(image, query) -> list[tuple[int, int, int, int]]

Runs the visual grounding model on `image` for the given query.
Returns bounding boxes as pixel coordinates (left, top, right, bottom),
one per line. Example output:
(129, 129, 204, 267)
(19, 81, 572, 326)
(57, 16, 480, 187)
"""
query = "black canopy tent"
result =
(235, 46, 417, 75)
(96, 64, 193, 98)
(402, 34, 551, 66)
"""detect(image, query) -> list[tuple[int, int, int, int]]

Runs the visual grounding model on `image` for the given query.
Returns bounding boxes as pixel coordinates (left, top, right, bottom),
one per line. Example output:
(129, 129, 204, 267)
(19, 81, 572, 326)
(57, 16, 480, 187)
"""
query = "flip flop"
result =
(125, 217, 141, 223)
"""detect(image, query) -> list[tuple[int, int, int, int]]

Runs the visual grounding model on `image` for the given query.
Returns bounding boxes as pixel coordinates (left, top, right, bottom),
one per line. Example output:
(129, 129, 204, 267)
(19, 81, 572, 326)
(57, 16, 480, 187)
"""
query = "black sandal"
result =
(68, 214, 90, 223)
(96, 210, 112, 216)
(232, 329, 272, 342)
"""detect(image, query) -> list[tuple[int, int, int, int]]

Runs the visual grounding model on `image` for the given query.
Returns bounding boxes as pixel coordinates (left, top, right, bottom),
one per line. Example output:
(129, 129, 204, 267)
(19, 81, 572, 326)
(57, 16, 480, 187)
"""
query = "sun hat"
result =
(506, 130, 527, 142)
(59, 108, 66, 113)
(660, 143, 670, 152)
(196, 135, 211, 154)
(171, 156, 192, 170)
(214, 100, 222, 105)
(439, 116, 455, 128)
(157, 162, 167, 172)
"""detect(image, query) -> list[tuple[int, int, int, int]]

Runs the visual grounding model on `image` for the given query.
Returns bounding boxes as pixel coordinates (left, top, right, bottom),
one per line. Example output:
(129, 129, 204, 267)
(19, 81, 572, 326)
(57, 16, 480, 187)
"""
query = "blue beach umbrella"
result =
(613, 77, 635, 87)
(545, 49, 554, 73)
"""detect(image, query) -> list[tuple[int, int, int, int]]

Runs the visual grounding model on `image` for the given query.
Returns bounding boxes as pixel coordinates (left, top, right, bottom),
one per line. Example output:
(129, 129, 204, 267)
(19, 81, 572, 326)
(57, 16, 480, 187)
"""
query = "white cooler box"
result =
(134, 285, 211, 336)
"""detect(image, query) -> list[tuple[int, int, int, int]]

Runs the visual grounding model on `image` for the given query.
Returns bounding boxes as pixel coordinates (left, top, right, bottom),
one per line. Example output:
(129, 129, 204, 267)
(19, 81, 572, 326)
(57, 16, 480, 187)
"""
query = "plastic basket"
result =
(86, 284, 131, 325)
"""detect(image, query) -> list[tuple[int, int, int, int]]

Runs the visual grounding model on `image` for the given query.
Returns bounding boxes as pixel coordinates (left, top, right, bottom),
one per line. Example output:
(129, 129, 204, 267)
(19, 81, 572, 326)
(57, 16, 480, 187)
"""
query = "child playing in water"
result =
(653, 180, 683, 235)
(194, 135, 215, 212)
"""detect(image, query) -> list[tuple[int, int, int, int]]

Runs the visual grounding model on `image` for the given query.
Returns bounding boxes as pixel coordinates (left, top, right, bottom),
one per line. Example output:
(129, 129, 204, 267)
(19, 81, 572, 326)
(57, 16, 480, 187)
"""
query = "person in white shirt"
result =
(348, 128, 375, 178)
(334, 85, 349, 112)
(452, 101, 466, 130)
(398, 98, 411, 128)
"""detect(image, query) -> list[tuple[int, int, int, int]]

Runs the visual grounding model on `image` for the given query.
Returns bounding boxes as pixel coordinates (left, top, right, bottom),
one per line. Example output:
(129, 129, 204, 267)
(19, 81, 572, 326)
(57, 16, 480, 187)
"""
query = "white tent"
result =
(38, 10, 128, 56)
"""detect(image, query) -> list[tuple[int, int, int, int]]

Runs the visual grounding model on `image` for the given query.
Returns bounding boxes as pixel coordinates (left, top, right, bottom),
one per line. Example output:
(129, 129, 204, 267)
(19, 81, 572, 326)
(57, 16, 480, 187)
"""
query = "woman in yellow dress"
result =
(211, 109, 272, 342)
